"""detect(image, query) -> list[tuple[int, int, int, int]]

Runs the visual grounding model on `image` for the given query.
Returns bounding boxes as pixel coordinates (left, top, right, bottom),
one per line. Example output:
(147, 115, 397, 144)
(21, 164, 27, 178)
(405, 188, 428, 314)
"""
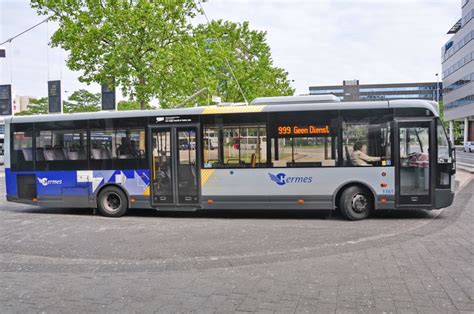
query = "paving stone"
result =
(0, 174, 472, 312)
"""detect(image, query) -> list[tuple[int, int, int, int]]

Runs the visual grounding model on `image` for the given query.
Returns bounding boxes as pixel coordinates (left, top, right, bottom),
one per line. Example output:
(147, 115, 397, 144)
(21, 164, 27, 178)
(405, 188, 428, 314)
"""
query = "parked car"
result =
(464, 141, 474, 152)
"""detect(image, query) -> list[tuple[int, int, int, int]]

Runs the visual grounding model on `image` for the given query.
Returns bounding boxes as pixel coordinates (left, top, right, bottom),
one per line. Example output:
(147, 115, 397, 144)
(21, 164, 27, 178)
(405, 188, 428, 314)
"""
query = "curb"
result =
(456, 162, 474, 174)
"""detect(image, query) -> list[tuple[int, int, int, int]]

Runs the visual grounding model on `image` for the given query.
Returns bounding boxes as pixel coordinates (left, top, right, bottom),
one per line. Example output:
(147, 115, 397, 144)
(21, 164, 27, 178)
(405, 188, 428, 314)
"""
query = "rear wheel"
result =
(97, 186, 128, 217)
(339, 186, 373, 220)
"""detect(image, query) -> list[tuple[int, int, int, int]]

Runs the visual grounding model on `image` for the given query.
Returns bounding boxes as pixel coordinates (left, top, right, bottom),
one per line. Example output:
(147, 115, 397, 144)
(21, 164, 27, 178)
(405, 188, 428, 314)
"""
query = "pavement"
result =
(455, 148, 474, 173)
(0, 166, 473, 313)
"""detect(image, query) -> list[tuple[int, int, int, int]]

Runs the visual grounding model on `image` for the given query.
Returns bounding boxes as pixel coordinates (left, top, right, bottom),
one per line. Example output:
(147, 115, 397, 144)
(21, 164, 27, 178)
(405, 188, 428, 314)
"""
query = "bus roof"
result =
(5, 97, 439, 124)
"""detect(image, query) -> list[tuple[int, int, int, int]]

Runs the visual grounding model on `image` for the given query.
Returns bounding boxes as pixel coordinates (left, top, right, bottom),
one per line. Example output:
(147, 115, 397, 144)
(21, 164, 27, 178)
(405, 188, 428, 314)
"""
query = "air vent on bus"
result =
(17, 175, 37, 200)
(251, 95, 341, 106)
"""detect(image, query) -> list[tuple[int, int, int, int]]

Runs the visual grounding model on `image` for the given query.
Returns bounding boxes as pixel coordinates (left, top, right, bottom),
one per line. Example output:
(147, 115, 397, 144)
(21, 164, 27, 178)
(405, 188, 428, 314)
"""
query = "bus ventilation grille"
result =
(17, 175, 37, 200)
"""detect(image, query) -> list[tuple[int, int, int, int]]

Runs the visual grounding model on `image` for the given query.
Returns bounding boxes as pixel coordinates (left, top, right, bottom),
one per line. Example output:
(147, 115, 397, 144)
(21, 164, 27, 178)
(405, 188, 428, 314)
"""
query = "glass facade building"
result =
(442, 0, 474, 142)
(309, 80, 441, 102)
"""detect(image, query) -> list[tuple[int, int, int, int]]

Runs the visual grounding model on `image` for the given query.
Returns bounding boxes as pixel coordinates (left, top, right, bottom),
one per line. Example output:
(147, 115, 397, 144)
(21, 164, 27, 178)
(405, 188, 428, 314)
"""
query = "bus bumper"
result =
(434, 189, 455, 209)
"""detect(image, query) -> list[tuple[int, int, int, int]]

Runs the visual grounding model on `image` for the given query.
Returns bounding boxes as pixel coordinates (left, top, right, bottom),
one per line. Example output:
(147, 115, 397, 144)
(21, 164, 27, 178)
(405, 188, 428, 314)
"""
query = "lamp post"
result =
(435, 73, 440, 103)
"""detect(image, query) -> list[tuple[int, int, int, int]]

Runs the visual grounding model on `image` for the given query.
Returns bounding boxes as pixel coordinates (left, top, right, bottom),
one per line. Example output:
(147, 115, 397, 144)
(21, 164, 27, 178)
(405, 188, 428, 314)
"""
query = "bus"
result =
(0, 117, 5, 164)
(3, 95, 455, 220)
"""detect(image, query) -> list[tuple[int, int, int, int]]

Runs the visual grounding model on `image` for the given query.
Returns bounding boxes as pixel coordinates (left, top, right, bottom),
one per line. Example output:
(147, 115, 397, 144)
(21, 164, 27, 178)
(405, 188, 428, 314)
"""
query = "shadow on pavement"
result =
(6, 205, 438, 221)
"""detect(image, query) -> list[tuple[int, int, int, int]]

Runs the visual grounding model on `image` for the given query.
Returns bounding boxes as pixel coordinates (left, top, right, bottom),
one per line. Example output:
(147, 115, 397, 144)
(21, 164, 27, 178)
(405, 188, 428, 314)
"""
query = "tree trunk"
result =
(138, 76, 146, 110)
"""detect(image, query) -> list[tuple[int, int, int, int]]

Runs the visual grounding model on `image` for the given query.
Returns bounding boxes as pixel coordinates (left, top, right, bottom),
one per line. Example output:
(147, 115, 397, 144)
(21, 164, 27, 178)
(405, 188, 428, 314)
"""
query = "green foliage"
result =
(63, 89, 101, 113)
(117, 100, 152, 111)
(188, 20, 294, 105)
(16, 97, 48, 115)
(31, 0, 200, 109)
(31, 1, 294, 109)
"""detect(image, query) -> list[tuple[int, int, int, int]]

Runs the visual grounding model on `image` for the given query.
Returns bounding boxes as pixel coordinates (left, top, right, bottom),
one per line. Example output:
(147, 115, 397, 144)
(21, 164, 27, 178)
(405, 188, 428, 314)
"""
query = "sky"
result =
(0, 0, 461, 101)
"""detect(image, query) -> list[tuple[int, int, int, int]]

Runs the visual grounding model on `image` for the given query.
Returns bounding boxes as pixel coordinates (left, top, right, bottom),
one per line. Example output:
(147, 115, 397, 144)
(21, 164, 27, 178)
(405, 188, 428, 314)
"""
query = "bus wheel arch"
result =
(95, 184, 129, 217)
(334, 182, 375, 220)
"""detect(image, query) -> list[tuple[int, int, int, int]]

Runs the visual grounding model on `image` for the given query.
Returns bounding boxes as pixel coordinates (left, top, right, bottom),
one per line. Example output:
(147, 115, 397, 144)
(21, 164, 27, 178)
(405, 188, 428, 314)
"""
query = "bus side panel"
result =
(5, 169, 151, 208)
(3, 121, 9, 168)
(200, 167, 395, 210)
(5, 168, 17, 197)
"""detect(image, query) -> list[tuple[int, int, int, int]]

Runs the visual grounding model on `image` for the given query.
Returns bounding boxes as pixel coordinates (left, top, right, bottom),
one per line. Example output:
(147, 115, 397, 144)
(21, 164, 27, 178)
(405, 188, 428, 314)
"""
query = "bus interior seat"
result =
(91, 148, 102, 160)
(54, 148, 66, 160)
(91, 146, 111, 160)
(62, 148, 69, 160)
(102, 147, 111, 159)
(68, 149, 86, 160)
(44, 149, 55, 161)
(36, 148, 45, 161)
(21, 148, 33, 161)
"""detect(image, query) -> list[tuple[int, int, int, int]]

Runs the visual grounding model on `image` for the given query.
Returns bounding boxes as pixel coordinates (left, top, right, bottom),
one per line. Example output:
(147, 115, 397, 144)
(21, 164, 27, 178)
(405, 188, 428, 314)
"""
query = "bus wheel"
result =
(339, 186, 372, 220)
(97, 186, 128, 217)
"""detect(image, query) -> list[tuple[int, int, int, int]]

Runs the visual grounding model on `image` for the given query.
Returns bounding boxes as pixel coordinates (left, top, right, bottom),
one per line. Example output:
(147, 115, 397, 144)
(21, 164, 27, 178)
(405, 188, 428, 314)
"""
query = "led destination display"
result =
(277, 124, 331, 137)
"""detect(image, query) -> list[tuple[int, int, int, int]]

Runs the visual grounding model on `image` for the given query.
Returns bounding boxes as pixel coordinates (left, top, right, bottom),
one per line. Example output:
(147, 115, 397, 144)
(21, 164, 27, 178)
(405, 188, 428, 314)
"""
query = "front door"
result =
(150, 125, 200, 207)
(395, 121, 433, 206)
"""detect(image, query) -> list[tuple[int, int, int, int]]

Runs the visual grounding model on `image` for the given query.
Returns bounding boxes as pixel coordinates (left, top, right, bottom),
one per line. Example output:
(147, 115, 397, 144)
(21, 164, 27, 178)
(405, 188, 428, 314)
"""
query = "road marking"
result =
(0, 210, 444, 269)
(346, 209, 443, 244)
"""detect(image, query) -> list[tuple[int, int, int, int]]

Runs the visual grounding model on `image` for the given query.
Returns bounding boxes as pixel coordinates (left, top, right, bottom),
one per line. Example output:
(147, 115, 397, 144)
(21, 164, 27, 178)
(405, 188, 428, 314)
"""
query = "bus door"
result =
(395, 120, 434, 207)
(149, 125, 200, 207)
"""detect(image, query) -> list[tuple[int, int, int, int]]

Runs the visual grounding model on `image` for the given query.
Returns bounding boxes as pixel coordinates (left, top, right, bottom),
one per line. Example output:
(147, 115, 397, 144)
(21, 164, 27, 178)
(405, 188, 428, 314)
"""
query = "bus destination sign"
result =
(277, 124, 331, 137)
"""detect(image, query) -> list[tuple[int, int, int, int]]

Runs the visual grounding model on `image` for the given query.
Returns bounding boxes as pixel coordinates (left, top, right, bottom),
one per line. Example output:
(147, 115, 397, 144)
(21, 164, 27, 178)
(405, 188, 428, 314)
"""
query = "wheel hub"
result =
(104, 193, 121, 212)
(351, 194, 368, 213)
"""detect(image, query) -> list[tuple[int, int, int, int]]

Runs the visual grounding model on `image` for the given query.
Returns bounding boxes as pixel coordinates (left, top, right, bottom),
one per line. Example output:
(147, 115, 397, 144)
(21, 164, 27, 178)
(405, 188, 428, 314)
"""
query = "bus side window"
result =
(203, 127, 219, 168)
(11, 128, 34, 170)
(203, 125, 267, 168)
(90, 129, 145, 160)
(342, 116, 391, 167)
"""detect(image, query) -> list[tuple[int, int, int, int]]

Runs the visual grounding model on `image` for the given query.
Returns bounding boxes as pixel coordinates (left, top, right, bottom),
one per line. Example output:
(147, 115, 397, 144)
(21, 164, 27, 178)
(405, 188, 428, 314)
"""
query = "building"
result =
(309, 80, 442, 102)
(13, 95, 33, 114)
(442, 0, 474, 143)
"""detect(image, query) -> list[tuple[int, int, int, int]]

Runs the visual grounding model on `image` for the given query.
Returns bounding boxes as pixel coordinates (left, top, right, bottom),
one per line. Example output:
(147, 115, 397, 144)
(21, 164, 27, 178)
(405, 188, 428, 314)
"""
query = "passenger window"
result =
(437, 123, 450, 161)
(203, 125, 267, 168)
(36, 129, 87, 161)
(13, 130, 33, 163)
(203, 127, 219, 167)
(342, 114, 391, 167)
(90, 129, 145, 160)
(222, 125, 266, 167)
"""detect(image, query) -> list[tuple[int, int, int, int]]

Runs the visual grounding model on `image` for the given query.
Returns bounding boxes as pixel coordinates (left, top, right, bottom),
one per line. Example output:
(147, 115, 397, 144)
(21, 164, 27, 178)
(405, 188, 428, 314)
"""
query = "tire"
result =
(97, 186, 128, 217)
(339, 186, 373, 221)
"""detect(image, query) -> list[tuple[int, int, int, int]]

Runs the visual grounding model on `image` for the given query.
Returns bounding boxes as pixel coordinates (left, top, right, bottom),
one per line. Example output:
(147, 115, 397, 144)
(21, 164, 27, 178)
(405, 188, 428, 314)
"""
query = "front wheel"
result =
(97, 186, 128, 217)
(339, 186, 373, 220)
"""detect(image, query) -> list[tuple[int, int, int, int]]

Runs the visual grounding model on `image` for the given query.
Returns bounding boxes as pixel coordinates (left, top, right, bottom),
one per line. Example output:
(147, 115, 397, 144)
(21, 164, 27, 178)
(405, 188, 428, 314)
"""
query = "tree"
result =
(31, 0, 200, 109)
(187, 20, 294, 105)
(16, 97, 48, 116)
(63, 89, 101, 113)
(117, 100, 152, 111)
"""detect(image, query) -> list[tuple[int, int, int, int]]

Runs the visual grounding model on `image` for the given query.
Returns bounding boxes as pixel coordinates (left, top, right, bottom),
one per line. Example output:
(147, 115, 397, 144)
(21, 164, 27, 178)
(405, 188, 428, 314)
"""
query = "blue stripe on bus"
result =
(5, 169, 151, 197)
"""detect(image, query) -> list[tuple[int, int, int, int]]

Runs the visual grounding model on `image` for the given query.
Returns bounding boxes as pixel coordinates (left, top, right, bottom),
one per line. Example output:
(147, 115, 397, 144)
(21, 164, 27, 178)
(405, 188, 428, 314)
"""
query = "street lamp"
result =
(435, 73, 440, 102)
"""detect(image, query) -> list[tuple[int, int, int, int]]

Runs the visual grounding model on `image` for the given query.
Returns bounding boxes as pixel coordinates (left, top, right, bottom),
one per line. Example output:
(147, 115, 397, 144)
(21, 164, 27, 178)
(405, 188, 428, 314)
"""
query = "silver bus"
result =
(3, 95, 455, 220)
(0, 117, 5, 164)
